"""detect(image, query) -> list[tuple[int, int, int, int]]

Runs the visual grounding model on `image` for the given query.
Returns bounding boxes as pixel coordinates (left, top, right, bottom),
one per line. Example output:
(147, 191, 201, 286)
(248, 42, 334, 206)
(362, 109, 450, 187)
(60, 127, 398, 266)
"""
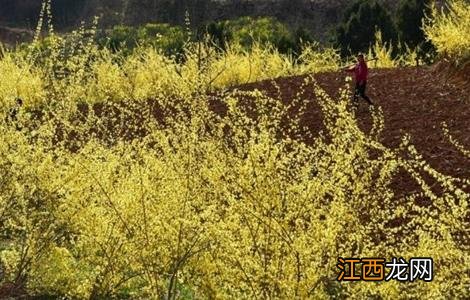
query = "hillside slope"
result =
(66, 64, 469, 195)
(231, 65, 470, 197)
(0, 61, 470, 298)
(24, 64, 468, 198)
(67, 64, 468, 183)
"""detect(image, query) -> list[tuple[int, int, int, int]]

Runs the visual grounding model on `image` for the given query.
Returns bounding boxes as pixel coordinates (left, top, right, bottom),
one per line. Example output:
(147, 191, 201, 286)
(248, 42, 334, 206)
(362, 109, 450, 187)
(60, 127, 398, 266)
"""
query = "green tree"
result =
(204, 18, 313, 56)
(396, 0, 435, 63)
(104, 23, 188, 57)
(204, 21, 233, 51)
(277, 27, 315, 57)
(397, 0, 429, 48)
(335, 0, 398, 57)
(227, 17, 291, 49)
(106, 25, 139, 52)
(138, 23, 188, 57)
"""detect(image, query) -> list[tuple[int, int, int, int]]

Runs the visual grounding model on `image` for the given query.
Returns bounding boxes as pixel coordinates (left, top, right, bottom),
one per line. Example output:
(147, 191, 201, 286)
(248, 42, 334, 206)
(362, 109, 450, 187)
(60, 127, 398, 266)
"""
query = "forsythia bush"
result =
(0, 2, 468, 298)
(0, 76, 468, 298)
(423, 0, 470, 64)
(0, 36, 341, 110)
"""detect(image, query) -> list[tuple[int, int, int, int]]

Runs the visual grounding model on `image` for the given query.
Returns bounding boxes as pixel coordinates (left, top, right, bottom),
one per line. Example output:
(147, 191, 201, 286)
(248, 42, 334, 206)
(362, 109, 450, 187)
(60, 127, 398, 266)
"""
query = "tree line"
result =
(2, 0, 436, 61)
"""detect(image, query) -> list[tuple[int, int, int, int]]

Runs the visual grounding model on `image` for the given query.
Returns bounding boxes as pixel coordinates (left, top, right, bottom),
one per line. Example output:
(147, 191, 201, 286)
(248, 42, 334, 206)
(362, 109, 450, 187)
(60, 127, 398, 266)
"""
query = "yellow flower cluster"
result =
(0, 1, 468, 297)
(423, 0, 470, 65)
(0, 76, 468, 298)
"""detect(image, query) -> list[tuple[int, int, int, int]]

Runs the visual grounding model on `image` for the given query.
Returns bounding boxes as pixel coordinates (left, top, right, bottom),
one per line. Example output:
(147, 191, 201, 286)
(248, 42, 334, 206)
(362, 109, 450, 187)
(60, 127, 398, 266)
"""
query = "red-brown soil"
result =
(3, 64, 469, 300)
(30, 65, 470, 193)
(235, 66, 470, 183)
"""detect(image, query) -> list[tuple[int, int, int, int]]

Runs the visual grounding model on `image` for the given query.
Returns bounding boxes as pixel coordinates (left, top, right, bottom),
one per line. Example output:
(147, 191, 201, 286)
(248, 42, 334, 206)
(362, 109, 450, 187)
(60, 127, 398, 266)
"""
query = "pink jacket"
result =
(348, 61, 368, 83)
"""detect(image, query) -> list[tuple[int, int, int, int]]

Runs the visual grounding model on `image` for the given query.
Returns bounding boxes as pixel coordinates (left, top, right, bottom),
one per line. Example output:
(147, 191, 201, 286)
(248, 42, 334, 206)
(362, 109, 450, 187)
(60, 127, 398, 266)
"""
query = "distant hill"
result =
(0, 0, 401, 45)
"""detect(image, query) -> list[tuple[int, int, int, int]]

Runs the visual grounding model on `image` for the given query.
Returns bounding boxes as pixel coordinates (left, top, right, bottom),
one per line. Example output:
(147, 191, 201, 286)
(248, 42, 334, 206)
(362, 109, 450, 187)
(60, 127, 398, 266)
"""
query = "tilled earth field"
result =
(2, 64, 469, 299)
(44, 64, 470, 197)
(231, 65, 470, 197)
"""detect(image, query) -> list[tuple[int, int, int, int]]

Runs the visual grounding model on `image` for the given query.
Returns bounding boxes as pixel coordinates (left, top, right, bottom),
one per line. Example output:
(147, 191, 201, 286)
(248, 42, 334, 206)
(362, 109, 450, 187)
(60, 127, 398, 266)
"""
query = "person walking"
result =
(344, 53, 373, 106)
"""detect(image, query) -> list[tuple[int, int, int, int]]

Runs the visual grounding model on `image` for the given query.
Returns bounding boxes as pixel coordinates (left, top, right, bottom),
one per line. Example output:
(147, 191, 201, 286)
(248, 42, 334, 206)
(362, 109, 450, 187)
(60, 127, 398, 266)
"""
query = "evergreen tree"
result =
(335, 0, 398, 57)
(396, 0, 435, 63)
(205, 21, 233, 51)
(397, 0, 430, 48)
(52, 0, 87, 27)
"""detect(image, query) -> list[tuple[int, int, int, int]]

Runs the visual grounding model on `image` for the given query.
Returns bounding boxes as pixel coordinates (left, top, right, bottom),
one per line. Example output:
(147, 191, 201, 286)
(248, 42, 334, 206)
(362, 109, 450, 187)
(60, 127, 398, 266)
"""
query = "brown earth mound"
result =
(220, 66, 469, 203)
(3, 64, 469, 300)
(33, 65, 470, 197)
(235, 66, 470, 183)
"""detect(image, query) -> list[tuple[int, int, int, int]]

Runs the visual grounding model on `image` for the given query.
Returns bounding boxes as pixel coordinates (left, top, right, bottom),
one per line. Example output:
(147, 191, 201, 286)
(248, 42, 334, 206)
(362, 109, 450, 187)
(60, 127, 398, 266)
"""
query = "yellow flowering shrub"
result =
(0, 75, 468, 298)
(423, 0, 470, 64)
(0, 2, 468, 297)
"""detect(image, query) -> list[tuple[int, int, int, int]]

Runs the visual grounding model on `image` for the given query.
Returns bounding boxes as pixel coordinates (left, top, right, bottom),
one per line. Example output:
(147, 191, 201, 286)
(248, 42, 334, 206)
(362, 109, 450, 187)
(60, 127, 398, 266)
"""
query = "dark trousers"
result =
(354, 82, 373, 105)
